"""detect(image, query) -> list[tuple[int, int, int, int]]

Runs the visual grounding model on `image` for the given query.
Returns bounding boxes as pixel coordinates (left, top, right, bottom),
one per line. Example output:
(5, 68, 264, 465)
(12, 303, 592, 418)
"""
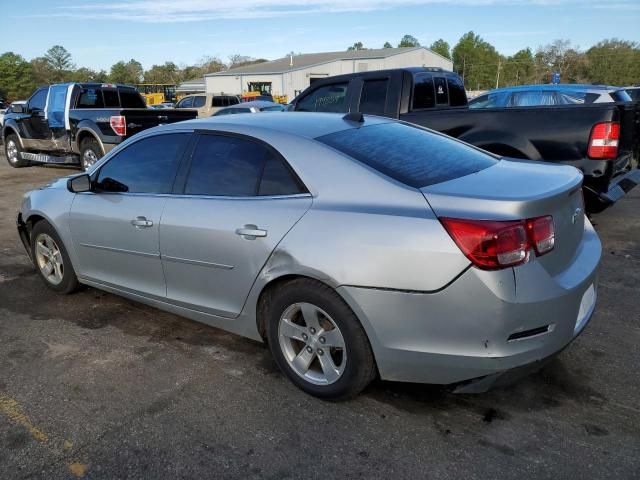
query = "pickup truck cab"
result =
(292, 68, 640, 212)
(3, 83, 197, 170)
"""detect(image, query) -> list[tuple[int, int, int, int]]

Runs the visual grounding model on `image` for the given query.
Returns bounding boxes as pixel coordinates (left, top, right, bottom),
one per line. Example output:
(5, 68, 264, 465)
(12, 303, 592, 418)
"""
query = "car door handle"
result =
(235, 225, 267, 239)
(131, 216, 153, 228)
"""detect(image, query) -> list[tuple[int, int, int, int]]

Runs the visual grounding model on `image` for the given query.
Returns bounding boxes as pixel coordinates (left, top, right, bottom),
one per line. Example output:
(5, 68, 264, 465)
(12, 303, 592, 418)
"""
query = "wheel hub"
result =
(6, 140, 18, 163)
(278, 302, 347, 385)
(34, 233, 64, 285)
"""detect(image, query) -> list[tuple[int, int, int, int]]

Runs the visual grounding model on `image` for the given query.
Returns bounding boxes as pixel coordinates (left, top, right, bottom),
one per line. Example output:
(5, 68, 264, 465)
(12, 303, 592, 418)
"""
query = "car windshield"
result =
(317, 122, 497, 188)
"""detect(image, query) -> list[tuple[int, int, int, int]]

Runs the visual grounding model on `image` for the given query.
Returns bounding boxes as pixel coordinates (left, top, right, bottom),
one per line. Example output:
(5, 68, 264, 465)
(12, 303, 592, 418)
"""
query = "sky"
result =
(3, 0, 640, 71)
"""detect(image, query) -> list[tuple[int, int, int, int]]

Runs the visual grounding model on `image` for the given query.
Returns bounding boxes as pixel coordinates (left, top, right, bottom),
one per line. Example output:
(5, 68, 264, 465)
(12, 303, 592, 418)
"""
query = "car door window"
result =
(193, 96, 206, 108)
(359, 79, 389, 116)
(258, 155, 304, 196)
(296, 83, 348, 113)
(28, 88, 48, 112)
(178, 97, 194, 108)
(185, 135, 269, 196)
(509, 91, 556, 107)
(212, 97, 225, 107)
(96, 133, 189, 193)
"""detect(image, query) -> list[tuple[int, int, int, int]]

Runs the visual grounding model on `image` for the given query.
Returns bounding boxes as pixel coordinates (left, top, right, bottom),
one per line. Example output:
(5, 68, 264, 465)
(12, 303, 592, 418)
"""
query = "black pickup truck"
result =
(2, 83, 197, 170)
(292, 68, 640, 212)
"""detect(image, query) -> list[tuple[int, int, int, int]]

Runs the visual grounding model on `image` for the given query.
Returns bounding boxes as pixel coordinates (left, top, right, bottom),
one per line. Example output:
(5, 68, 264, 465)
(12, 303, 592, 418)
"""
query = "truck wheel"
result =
(265, 278, 377, 400)
(4, 134, 29, 168)
(80, 137, 103, 171)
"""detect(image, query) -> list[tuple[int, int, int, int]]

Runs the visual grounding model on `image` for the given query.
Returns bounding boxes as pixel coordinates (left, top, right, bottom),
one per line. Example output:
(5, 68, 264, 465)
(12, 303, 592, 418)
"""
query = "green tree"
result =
(109, 59, 144, 84)
(0, 52, 35, 101)
(585, 39, 640, 85)
(383, 42, 393, 49)
(534, 39, 587, 83)
(501, 48, 535, 86)
(452, 31, 501, 90)
(429, 39, 451, 59)
(70, 67, 108, 83)
(30, 56, 55, 86)
(398, 34, 420, 48)
(144, 62, 183, 84)
(44, 45, 75, 82)
(347, 42, 365, 51)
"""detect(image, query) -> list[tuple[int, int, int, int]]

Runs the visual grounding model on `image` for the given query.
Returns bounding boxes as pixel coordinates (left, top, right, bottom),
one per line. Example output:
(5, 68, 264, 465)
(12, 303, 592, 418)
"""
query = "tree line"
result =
(0, 46, 267, 101)
(350, 33, 640, 91)
(1, 34, 639, 101)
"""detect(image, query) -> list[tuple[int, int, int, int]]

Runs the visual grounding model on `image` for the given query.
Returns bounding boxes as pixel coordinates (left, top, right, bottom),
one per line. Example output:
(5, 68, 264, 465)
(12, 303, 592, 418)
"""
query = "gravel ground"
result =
(0, 153, 638, 479)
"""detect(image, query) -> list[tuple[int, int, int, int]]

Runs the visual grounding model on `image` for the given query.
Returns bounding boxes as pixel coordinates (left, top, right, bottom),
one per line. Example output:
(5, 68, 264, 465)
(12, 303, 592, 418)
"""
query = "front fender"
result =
(2, 119, 25, 148)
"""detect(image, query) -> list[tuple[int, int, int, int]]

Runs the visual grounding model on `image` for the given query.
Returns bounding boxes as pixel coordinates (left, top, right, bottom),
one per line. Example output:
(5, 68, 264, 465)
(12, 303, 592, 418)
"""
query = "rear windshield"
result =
(119, 89, 146, 108)
(316, 122, 497, 188)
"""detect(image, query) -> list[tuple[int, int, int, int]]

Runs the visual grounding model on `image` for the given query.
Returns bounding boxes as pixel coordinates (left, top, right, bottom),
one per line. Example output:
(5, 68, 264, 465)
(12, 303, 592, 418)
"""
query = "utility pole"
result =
(495, 60, 501, 89)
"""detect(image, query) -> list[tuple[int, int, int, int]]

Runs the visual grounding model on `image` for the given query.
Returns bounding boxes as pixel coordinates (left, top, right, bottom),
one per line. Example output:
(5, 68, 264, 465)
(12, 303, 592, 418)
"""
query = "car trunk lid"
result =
(421, 159, 585, 276)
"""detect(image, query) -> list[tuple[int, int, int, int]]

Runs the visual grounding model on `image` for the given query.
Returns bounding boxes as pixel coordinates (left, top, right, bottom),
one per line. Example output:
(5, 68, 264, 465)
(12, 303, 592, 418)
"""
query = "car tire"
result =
(4, 134, 29, 168)
(80, 137, 103, 171)
(265, 278, 376, 400)
(30, 220, 80, 294)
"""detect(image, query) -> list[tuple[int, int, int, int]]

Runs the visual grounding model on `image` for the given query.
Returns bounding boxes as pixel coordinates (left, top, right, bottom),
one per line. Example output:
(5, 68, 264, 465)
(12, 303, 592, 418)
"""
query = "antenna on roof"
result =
(343, 112, 364, 123)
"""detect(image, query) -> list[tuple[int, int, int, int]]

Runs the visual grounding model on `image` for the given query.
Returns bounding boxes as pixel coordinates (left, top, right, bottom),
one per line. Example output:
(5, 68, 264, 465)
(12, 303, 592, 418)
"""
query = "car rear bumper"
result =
(337, 218, 601, 389)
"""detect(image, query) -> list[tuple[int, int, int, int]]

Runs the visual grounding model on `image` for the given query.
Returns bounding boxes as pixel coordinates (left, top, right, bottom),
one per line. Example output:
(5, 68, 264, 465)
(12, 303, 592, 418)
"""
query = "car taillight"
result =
(588, 121, 619, 159)
(526, 215, 555, 255)
(441, 216, 555, 270)
(110, 116, 126, 136)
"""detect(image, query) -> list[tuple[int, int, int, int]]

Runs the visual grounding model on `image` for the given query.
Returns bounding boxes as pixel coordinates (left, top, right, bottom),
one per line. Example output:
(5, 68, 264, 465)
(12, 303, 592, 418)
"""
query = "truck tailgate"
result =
(120, 109, 197, 138)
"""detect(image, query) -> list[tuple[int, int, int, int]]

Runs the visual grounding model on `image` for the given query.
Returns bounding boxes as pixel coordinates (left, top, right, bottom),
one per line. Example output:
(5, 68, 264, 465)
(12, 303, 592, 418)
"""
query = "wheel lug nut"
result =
(318, 349, 324, 356)
(302, 333, 308, 341)
(306, 346, 313, 353)
(319, 337, 325, 344)
(309, 327, 316, 334)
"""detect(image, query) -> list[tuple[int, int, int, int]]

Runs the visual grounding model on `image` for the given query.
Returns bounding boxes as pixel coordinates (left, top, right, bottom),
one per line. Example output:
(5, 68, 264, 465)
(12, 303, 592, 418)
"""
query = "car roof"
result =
(485, 84, 623, 94)
(170, 112, 393, 139)
(229, 100, 282, 109)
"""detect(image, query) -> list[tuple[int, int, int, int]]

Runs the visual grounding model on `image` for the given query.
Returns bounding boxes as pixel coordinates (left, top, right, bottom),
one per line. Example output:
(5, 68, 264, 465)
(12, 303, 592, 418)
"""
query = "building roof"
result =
(206, 47, 443, 76)
(176, 78, 206, 93)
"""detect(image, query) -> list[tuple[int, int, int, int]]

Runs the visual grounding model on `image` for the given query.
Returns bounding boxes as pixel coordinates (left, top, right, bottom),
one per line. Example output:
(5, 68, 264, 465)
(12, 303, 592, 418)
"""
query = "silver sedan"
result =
(17, 113, 601, 399)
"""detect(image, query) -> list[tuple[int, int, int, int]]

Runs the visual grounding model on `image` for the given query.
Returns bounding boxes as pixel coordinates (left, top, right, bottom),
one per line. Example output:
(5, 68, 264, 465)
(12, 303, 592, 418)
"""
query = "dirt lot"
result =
(0, 153, 639, 479)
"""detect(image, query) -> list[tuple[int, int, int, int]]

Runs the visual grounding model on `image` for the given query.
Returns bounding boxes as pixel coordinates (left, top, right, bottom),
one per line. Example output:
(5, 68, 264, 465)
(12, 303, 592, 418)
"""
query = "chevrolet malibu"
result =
(17, 113, 601, 399)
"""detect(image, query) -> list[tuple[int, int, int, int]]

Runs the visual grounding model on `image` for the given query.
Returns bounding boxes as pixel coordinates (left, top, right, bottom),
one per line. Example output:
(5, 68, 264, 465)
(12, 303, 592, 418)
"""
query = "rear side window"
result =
(447, 76, 467, 107)
(212, 96, 225, 107)
(359, 79, 388, 116)
(509, 91, 556, 107)
(185, 135, 303, 196)
(434, 77, 449, 105)
(77, 88, 105, 108)
(412, 74, 435, 109)
(102, 89, 120, 108)
(119, 89, 146, 108)
(193, 96, 206, 108)
(96, 133, 188, 194)
(227, 96, 240, 105)
(296, 83, 348, 113)
(317, 123, 497, 188)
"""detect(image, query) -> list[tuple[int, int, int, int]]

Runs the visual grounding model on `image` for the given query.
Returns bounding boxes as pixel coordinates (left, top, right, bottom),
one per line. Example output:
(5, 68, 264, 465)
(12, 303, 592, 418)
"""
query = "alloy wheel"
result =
(6, 140, 19, 164)
(35, 233, 64, 285)
(82, 148, 98, 170)
(278, 302, 347, 385)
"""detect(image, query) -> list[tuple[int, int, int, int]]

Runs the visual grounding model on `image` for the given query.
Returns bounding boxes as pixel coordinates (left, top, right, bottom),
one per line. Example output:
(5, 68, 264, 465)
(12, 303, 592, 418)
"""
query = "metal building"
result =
(204, 47, 453, 101)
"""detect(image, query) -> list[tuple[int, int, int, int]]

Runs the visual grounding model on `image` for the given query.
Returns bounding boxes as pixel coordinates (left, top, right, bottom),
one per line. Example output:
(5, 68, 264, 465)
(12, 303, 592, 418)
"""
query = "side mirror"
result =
(12, 104, 24, 113)
(67, 174, 92, 193)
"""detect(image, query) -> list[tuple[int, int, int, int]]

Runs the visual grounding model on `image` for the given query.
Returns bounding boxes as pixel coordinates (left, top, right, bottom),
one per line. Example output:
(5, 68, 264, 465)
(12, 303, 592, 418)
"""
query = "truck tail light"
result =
(110, 116, 126, 136)
(440, 216, 555, 270)
(588, 121, 619, 159)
